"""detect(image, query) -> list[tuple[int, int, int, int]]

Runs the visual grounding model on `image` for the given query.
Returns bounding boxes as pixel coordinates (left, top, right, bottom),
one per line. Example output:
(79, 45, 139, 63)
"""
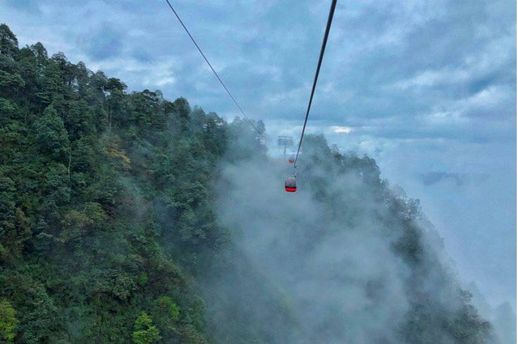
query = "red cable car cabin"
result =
(285, 176, 297, 192)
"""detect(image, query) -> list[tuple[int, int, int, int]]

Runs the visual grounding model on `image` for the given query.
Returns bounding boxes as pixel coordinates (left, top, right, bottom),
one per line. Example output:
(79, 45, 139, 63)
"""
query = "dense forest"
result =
(0, 24, 497, 343)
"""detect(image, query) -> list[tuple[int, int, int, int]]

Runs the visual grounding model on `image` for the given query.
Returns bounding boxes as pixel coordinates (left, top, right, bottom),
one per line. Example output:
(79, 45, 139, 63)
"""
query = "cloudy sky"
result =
(2, 0, 515, 310)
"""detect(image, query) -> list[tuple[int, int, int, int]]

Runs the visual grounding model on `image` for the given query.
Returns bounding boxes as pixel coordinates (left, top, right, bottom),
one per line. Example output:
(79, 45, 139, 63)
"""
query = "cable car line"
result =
(293, 0, 337, 168)
(163, 0, 261, 134)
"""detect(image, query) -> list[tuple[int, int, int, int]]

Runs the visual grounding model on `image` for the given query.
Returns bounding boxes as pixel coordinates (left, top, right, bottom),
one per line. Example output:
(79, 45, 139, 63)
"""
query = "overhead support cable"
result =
(163, 0, 261, 134)
(294, 0, 337, 167)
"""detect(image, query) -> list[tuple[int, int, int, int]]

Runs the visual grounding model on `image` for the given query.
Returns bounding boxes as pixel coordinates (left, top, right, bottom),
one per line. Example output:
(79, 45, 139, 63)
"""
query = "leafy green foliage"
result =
(133, 312, 161, 344)
(0, 24, 229, 343)
(34, 105, 70, 160)
(0, 299, 17, 343)
(0, 24, 18, 57)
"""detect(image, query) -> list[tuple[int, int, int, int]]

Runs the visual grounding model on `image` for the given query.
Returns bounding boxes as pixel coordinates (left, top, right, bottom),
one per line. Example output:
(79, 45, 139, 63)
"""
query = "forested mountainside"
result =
(0, 24, 495, 343)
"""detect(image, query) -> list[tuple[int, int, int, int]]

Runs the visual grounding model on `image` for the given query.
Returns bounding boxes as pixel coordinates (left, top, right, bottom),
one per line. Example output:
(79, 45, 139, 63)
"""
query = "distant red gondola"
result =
(285, 176, 297, 192)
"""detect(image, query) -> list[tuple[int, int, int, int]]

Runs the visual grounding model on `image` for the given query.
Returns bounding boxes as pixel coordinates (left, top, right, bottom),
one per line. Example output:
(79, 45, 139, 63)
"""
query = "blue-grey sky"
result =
(2, 0, 515, 310)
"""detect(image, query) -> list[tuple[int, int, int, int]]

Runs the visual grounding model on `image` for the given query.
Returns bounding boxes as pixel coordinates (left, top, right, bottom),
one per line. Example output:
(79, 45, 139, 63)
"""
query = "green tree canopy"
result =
(0, 299, 17, 343)
(132, 312, 160, 344)
(34, 105, 70, 161)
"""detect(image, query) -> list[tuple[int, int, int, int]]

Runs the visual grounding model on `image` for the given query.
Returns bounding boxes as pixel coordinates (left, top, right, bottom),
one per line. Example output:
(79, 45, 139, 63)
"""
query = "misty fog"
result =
(198, 134, 499, 343)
